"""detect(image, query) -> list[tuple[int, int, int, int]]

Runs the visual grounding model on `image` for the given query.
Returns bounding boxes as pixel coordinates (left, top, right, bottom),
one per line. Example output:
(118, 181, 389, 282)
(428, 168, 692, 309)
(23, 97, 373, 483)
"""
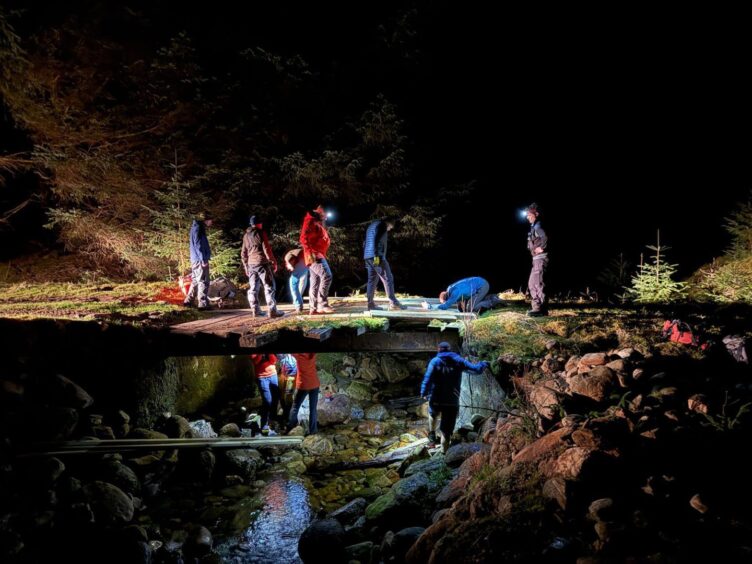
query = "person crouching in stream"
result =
(420, 342, 489, 453)
(250, 354, 280, 436)
(278, 354, 298, 423)
(287, 353, 320, 435)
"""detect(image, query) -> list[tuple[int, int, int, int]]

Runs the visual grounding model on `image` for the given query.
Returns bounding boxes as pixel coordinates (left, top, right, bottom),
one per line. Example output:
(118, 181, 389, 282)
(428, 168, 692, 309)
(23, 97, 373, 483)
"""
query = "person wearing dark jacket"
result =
(525, 203, 548, 316)
(183, 212, 213, 309)
(420, 342, 489, 452)
(241, 216, 284, 318)
(363, 217, 404, 311)
(300, 205, 334, 314)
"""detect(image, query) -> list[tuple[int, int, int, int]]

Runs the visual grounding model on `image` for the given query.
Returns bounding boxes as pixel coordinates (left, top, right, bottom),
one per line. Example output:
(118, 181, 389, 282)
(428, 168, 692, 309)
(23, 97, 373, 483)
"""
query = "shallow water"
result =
(214, 476, 314, 563)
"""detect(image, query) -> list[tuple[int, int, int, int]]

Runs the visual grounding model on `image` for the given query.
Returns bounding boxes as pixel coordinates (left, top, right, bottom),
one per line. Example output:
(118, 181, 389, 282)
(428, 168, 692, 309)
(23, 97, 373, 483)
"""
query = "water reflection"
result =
(216, 476, 313, 563)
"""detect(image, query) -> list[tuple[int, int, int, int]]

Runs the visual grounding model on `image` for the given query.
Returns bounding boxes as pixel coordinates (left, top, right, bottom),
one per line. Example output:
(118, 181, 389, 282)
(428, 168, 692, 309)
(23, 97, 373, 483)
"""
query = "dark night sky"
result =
(3, 2, 750, 295)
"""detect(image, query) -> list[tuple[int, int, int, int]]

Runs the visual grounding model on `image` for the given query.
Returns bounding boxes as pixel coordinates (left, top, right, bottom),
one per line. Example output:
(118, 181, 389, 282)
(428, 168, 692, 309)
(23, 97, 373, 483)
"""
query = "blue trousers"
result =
(289, 267, 309, 309)
(256, 375, 280, 429)
(288, 387, 319, 434)
(365, 257, 398, 304)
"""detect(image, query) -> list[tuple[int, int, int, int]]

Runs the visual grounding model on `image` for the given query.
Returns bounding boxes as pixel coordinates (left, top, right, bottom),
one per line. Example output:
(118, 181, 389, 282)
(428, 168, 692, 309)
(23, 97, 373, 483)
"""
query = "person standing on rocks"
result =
(421, 276, 491, 312)
(287, 353, 320, 435)
(420, 342, 489, 452)
(363, 216, 404, 311)
(250, 353, 281, 436)
(183, 211, 213, 309)
(284, 247, 309, 314)
(241, 215, 285, 318)
(278, 354, 298, 423)
(300, 205, 334, 315)
(525, 202, 548, 317)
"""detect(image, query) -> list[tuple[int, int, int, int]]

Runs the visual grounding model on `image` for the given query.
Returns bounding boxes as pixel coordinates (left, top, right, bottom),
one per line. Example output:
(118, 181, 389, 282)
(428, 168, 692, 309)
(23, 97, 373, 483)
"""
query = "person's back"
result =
(242, 226, 271, 266)
(423, 352, 465, 405)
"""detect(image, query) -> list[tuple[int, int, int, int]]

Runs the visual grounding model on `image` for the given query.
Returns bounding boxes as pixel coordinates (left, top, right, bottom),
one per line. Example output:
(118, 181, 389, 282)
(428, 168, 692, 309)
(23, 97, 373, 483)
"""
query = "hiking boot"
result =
(427, 431, 438, 448)
(250, 308, 264, 317)
(366, 302, 379, 311)
(317, 305, 335, 314)
(527, 309, 547, 317)
(294, 307, 303, 314)
(182, 300, 193, 308)
(268, 309, 285, 319)
(388, 302, 406, 311)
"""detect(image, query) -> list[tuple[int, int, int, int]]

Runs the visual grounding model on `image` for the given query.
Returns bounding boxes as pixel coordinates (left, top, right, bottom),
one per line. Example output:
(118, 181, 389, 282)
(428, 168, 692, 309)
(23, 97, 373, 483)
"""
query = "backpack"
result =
(208, 276, 238, 307)
(661, 319, 707, 349)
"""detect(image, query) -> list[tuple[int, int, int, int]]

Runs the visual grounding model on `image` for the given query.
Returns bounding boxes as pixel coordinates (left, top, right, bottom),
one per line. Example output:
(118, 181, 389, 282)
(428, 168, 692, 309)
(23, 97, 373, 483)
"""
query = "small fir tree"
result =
(628, 230, 687, 303)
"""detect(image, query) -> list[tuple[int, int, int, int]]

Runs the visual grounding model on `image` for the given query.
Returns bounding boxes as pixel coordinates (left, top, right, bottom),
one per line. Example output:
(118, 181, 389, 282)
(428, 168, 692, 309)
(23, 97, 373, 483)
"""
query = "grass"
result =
(0, 281, 186, 324)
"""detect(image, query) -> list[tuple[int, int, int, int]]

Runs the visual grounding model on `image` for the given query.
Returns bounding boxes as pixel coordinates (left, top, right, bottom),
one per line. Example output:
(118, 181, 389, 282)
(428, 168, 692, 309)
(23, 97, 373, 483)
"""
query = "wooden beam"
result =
(239, 330, 279, 348)
(304, 327, 333, 341)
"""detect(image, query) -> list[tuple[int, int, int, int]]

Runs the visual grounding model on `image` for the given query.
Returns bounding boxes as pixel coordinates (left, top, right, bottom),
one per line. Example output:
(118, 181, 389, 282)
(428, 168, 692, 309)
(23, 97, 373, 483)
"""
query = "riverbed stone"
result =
(189, 419, 217, 439)
(223, 449, 262, 481)
(365, 404, 389, 421)
(329, 497, 368, 526)
(318, 394, 352, 426)
(98, 460, 141, 496)
(345, 541, 374, 563)
(183, 525, 213, 558)
(303, 435, 335, 456)
(358, 421, 386, 436)
(83, 481, 134, 525)
(444, 443, 486, 468)
(381, 356, 410, 383)
(346, 381, 375, 402)
(50, 374, 94, 409)
(298, 518, 347, 563)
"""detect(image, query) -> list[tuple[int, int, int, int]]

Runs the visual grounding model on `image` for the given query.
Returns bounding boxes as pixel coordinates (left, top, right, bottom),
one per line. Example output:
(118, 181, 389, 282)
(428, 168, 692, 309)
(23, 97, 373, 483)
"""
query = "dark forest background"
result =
(1, 2, 750, 297)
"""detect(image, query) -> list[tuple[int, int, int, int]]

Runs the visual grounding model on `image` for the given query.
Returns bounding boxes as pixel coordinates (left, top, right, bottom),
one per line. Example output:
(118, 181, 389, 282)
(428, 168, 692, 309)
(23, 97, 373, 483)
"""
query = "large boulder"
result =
(365, 472, 431, 529)
(381, 356, 410, 383)
(317, 395, 352, 426)
(329, 497, 368, 526)
(83, 481, 134, 525)
(444, 443, 487, 468)
(223, 449, 262, 482)
(403, 458, 446, 479)
(49, 374, 94, 409)
(358, 421, 387, 436)
(302, 434, 334, 456)
(183, 525, 213, 558)
(457, 371, 506, 429)
(189, 419, 217, 439)
(382, 527, 425, 563)
(568, 366, 618, 403)
(159, 414, 193, 438)
(529, 382, 562, 420)
(345, 381, 375, 402)
(298, 518, 347, 564)
(97, 460, 141, 496)
(365, 404, 389, 421)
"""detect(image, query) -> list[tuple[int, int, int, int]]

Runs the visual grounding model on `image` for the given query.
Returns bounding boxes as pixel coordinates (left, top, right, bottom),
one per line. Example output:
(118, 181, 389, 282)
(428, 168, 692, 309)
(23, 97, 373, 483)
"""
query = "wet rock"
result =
(357, 357, 382, 382)
(403, 458, 446, 478)
(287, 461, 307, 474)
(190, 450, 216, 483)
(89, 414, 104, 426)
(298, 518, 347, 564)
(365, 404, 389, 421)
(219, 423, 241, 437)
(160, 415, 193, 438)
(345, 541, 374, 563)
(398, 446, 430, 476)
(358, 421, 386, 436)
(184, 525, 213, 558)
(329, 497, 368, 526)
(98, 460, 141, 496)
(303, 435, 334, 456)
(114, 410, 131, 425)
(318, 394, 352, 426)
(444, 443, 486, 468)
(543, 476, 572, 510)
(553, 447, 594, 480)
(288, 425, 306, 436)
(606, 359, 627, 374)
(381, 356, 410, 383)
(189, 419, 217, 439)
(50, 374, 94, 409)
(632, 368, 645, 381)
(346, 381, 375, 402)
(569, 366, 618, 402)
(383, 527, 425, 563)
(223, 449, 262, 482)
(83, 481, 134, 524)
(365, 472, 430, 528)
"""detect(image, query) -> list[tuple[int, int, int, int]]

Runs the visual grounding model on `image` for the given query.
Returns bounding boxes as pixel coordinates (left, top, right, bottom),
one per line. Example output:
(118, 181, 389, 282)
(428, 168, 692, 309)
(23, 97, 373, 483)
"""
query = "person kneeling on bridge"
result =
(421, 276, 497, 313)
(420, 342, 489, 453)
(287, 353, 320, 436)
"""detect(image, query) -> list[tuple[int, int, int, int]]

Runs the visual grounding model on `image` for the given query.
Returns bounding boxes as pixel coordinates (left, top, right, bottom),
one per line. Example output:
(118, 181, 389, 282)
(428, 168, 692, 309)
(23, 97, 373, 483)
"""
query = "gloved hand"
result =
(373, 256, 381, 266)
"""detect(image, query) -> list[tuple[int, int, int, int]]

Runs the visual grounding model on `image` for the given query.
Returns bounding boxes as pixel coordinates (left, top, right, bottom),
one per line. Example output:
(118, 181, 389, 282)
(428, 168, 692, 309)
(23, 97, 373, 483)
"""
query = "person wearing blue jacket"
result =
(421, 276, 490, 312)
(363, 217, 404, 311)
(183, 212, 213, 309)
(420, 342, 489, 452)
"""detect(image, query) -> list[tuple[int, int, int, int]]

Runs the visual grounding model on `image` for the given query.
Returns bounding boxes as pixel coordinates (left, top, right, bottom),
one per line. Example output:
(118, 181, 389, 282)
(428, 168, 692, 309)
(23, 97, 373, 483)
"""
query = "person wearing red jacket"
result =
(250, 354, 280, 436)
(299, 205, 334, 314)
(287, 353, 320, 435)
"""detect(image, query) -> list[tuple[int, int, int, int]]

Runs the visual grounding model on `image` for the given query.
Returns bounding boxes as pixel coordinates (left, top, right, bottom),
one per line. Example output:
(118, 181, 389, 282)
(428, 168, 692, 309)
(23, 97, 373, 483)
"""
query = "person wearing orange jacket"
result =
(287, 353, 320, 435)
(250, 354, 280, 436)
(299, 205, 334, 315)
